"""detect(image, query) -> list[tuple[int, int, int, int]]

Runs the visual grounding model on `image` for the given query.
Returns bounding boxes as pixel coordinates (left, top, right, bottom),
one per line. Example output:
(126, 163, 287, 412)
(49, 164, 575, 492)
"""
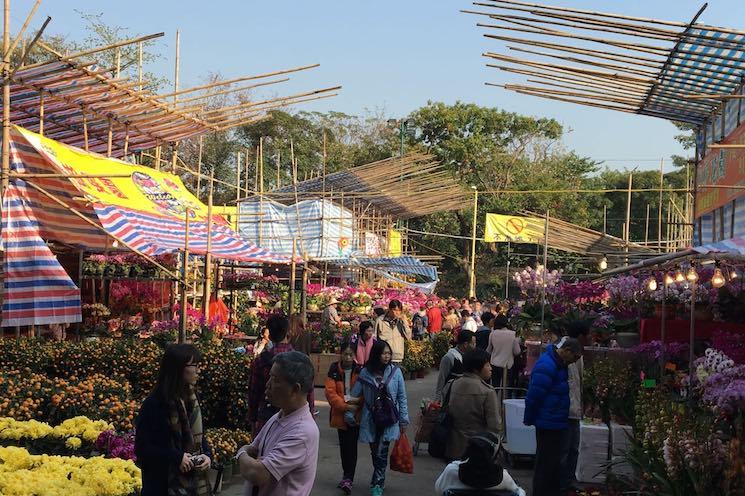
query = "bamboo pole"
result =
(106, 119, 113, 157)
(179, 208, 190, 343)
(214, 114, 271, 132)
(1, 0, 9, 196)
(196, 135, 203, 197)
(202, 173, 214, 319)
(25, 32, 165, 67)
(115, 47, 121, 79)
(138, 42, 143, 91)
(645, 203, 650, 244)
(170, 77, 290, 106)
(288, 238, 297, 314)
(154, 144, 161, 171)
(123, 127, 130, 158)
(707, 144, 745, 149)
(155, 63, 321, 100)
(171, 142, 179, 173)
(200, 86, 341, 117)
(82, 113, 89, 151)
(173, 30, 180, 103)
(38, 91, 44, 136)
(259, 138, 264, 246)
(235, 152, 241, 203)
(2, 0, 38, 61)
(276, 149, 281, 188)
(244, 148, 250, 196)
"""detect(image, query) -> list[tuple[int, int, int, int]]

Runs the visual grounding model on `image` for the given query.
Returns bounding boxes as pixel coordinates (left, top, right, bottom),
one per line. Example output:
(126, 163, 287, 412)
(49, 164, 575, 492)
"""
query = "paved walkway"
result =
(222, 370, 533, 495)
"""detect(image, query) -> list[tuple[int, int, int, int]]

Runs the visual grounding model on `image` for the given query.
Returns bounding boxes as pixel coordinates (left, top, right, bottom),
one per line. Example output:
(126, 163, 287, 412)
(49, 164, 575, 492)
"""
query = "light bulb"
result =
(675, 270, 685, 283)
(664, 274, 674, 286)
(647, 278, 658, 292)
(599, 257, 608, 271)
(711, 268, 726, 288)
(686, 267, 699, 283)
(730, 270, 739, 280)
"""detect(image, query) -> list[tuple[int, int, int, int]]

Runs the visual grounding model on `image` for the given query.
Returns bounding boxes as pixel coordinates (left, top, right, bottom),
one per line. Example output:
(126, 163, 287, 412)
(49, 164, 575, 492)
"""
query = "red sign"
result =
(696, 122, 745, 215)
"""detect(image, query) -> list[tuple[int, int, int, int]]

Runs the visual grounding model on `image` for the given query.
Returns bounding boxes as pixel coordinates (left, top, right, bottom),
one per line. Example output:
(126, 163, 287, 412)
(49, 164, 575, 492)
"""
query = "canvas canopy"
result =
(1, 126, 287, 327)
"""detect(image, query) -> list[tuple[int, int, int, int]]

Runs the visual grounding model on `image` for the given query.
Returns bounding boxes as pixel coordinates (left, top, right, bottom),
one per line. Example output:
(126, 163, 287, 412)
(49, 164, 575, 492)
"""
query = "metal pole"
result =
(688, 280, 697, 393)
(660, 279, 667, 364)
(658, 158, 664, 250)
(179, 209, 190, 343)
(505, 241, 511, 300)
(468, 187, 478, 298)
(625, 172, 633, 265)
(201, 173, 214, 320)
(540, 210, 550, 331)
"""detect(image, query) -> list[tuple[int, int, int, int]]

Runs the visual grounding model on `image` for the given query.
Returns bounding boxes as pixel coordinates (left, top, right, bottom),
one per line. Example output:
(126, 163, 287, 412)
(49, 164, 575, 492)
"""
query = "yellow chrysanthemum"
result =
(65, 437, 82, 450)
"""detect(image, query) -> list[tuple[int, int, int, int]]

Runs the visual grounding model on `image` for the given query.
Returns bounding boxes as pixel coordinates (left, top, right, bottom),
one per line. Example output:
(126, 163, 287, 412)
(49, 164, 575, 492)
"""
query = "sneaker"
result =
(338, 479, 352, 494)
(371, 485, 383, 496)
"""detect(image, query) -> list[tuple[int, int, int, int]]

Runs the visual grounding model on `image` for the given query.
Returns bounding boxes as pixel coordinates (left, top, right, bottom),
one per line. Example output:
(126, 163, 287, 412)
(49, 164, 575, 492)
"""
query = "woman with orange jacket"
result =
(325, 340, 362, 495)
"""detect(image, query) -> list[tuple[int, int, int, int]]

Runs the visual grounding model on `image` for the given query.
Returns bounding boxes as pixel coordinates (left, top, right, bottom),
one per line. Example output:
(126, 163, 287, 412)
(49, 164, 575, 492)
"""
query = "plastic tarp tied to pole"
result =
(1, 126, 289, 327)
(238, 197, 355, 260)
(325, 255, 439, 294)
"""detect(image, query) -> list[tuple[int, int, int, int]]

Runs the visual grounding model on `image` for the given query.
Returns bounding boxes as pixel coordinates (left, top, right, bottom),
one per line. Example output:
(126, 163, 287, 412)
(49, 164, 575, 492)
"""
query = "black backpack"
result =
(363, 368, 399, 428)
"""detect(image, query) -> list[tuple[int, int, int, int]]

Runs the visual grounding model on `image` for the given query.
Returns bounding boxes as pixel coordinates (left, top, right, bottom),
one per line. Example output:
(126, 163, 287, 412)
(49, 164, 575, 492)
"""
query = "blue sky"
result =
(14, 0, 745, 172)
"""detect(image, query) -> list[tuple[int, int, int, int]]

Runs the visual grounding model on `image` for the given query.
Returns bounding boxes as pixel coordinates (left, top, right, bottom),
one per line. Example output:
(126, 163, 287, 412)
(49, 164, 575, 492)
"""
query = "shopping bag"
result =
(390, 432, 414, 474)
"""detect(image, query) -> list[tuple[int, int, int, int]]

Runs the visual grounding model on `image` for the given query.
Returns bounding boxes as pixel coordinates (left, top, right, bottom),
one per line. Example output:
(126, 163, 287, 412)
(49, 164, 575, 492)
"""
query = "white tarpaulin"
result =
(238, 197, 356, 260)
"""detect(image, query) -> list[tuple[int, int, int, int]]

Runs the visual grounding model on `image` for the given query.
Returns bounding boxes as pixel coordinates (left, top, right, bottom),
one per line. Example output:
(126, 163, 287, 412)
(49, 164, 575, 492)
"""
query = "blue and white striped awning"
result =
(325, 255, 439, 293)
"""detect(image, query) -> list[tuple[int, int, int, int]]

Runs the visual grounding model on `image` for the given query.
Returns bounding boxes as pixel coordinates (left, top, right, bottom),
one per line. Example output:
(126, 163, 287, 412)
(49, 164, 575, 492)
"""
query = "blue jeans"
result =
(369, 434, 391, 488)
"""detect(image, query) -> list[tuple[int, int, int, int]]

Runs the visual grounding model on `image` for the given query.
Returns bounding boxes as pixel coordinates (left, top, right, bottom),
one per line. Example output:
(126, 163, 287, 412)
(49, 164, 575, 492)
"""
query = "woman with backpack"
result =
(349, 339, 410, 496)
(325, 340, 362, 494)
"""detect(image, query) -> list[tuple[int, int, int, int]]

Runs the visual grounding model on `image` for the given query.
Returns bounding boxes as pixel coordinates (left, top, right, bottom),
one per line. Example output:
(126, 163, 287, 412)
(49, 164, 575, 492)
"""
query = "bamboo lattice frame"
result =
(264, 153, 470, 219)
(464, 0, 745, 125)
(1, 34, 339, 158)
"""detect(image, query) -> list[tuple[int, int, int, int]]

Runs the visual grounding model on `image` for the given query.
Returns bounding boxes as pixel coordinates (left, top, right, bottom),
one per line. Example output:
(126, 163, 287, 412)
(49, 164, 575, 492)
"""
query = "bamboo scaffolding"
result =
(24, 32, 165, 70)
(199, 86, 341, 118)
(155, 63, 320, 100)
(478, 0, 745, 36)
(169, 77, 290, 106)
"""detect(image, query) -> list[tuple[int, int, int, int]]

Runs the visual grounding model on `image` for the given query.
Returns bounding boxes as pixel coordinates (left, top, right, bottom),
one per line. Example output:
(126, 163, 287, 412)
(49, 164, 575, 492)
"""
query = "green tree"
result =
(406, 101, 598, 297)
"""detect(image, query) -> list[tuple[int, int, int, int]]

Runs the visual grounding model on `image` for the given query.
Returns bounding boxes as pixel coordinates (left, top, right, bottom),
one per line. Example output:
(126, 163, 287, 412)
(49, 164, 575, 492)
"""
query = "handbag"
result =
(428, 378, 457, 459)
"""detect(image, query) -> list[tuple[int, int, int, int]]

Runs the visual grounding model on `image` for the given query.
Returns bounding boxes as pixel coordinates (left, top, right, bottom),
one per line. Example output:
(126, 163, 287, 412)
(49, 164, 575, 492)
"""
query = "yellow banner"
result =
(387, 229, 402, 256)
(17, 126, 214, 222)
(484, 214, 546, 243)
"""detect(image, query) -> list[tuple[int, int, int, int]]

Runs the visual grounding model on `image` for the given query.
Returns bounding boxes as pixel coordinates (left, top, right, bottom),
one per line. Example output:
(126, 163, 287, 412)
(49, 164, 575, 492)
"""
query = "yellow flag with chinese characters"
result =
(484, 214, 545, 244)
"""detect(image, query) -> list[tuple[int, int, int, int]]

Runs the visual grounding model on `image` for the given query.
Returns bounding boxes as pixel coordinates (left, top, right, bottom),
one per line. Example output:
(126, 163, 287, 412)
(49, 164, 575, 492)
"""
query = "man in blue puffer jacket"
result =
(524, 337, 582, 496)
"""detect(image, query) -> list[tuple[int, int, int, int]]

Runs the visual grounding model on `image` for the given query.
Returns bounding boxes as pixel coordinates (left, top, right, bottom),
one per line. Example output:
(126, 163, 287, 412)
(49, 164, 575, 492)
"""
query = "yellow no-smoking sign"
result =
(484, 214, 545, 244)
